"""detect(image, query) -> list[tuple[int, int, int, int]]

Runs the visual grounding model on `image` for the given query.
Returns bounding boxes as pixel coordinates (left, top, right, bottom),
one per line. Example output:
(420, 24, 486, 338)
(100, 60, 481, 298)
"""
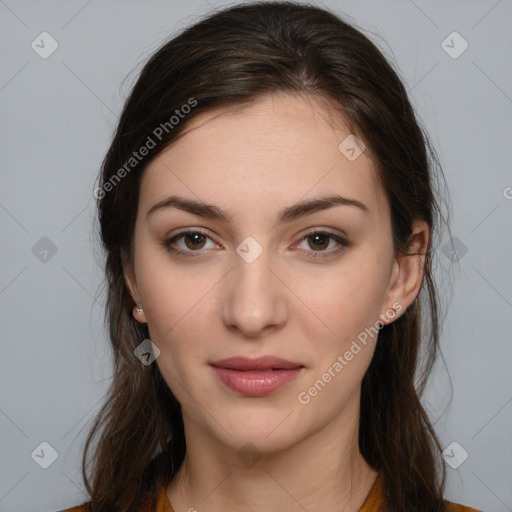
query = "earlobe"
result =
(121, 250, 147, 324)
(132, 304, 147, 323)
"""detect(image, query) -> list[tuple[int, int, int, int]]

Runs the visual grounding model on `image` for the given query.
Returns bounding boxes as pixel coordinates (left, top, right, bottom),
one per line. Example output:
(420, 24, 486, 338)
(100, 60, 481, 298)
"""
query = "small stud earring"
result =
(135, 305, 143, 314)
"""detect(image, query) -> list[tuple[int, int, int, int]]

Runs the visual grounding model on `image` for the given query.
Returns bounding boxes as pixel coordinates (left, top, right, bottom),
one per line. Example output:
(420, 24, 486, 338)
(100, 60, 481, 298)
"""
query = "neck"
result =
(167, 402, 379, 512)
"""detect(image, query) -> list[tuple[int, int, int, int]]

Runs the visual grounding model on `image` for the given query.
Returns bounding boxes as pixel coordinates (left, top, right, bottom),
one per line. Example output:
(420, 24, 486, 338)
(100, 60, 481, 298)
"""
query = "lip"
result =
(210, 356, 304, 396)
(210, 356, 303, 371)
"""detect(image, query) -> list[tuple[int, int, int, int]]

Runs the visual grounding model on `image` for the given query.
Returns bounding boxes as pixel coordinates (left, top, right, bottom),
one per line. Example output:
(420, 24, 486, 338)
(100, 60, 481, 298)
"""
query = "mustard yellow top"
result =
(59, 474, 483, 512)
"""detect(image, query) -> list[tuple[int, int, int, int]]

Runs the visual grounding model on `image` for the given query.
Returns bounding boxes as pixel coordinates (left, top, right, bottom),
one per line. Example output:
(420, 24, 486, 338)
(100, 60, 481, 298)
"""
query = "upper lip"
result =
(210, 356, 303, 371)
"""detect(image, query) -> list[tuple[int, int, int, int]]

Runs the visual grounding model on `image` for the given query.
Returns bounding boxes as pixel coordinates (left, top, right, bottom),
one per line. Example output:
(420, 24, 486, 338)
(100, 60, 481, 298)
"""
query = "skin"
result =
(123, 92, 429, 512)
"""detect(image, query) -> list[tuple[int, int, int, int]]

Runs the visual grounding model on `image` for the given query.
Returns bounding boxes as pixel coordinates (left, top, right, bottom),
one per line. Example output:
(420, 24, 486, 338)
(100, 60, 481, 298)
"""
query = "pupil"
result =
(183, 233, 330, 251)
(310, 234, 328, 250)
(186, 233, 205, 249)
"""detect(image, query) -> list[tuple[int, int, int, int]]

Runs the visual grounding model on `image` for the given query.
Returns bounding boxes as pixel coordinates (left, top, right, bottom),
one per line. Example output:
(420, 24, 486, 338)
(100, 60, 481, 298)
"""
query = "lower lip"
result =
(211, 366, 303, 396)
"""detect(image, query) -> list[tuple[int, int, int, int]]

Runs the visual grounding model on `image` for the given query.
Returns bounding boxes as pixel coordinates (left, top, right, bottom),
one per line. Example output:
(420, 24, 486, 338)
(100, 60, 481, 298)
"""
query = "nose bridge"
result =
(222, 237, 288, 337)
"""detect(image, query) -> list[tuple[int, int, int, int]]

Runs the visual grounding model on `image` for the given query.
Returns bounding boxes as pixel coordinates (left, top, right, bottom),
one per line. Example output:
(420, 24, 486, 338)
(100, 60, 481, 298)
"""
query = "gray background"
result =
(1, 0, 511, 511)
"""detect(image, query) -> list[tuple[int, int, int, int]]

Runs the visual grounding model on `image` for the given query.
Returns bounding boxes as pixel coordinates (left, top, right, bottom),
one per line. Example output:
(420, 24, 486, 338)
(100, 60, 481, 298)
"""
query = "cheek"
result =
(292, 251, 391, 343)
(142, 280, 214, 376)
(134, 243, 215, 336)
(134, 237, 216, 340)
(144, 279, 213, 402)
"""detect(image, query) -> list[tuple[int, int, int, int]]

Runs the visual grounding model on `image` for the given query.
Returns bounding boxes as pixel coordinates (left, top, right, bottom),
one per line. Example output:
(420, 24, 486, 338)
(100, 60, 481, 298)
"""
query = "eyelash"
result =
(161, 228, 350, 259)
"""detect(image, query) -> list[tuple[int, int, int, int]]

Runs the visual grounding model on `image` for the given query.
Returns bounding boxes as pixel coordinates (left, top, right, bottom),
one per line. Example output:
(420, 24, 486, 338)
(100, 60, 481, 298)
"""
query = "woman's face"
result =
(124, 93, 423, 454)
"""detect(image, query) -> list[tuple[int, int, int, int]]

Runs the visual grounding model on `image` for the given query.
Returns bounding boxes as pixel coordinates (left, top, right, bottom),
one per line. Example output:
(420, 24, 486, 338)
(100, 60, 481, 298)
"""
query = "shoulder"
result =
(367, 476, 483, 512)
(445, 500, 484, 512)
(55, 488, 161, 512)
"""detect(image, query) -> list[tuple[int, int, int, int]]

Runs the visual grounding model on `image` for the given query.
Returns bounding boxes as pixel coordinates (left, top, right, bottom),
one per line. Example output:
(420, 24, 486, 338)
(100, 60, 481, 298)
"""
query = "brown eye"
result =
(183, 233, 207, 250)
(306, 233, 330, 251)
(163, 229, 218, 257)
(296, 230, 350, 259)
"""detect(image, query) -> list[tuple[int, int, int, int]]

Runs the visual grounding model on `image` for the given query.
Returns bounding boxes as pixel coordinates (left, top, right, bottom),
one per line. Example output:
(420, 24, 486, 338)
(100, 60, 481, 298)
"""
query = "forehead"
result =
(140, 93, 388, 222)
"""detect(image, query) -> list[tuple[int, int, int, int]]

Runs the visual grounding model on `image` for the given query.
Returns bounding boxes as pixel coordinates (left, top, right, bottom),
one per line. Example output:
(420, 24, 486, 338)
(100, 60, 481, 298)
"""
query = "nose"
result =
(222, 246, 289, 339)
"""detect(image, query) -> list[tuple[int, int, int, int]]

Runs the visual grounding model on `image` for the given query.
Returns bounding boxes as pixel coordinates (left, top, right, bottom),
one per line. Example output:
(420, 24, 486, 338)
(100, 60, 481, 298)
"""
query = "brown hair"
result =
(83, 2, 453, 511)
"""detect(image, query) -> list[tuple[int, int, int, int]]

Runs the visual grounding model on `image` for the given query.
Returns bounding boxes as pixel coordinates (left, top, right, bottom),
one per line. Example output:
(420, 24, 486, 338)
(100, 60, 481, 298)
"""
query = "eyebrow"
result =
(146, 194, 369, 223)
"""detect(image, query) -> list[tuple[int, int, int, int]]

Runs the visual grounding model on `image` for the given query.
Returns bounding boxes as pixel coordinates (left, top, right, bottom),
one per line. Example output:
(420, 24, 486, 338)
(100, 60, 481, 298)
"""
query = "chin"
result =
(207, 406, 305, 454)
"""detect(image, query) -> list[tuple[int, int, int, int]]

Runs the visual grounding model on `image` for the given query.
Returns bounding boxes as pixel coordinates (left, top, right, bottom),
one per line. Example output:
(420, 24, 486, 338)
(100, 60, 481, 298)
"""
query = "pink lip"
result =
(210, 356, 304, 396)
(211, 355, 303, 371)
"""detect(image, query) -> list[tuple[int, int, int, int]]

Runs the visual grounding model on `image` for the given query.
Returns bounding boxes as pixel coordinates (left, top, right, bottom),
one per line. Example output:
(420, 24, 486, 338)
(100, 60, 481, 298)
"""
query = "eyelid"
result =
(162, 226, 350, 260)
(293, 228, 350, 258)
(164, 227, 219, 254)
(298, 226, 347, 240)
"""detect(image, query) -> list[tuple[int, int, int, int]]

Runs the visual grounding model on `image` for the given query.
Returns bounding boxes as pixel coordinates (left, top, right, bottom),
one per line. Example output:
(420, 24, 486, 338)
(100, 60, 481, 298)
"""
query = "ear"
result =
(380, 219, 430, 325)
(121, 249, 147, 324)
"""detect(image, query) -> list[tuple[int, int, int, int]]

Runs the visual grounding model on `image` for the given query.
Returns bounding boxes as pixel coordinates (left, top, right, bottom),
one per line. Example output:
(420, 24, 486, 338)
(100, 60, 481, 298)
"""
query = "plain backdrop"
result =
(0, 0, 511, 511)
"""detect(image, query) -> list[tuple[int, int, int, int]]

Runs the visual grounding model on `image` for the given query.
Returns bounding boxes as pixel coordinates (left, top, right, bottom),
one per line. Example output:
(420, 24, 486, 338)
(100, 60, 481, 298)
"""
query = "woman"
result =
(60, 2, 482, 511)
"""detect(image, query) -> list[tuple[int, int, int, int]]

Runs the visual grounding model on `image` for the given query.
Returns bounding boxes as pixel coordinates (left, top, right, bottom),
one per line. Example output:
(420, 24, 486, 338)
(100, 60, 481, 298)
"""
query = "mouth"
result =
(210, 356, 304, 396)
(210, 355, 304, 371)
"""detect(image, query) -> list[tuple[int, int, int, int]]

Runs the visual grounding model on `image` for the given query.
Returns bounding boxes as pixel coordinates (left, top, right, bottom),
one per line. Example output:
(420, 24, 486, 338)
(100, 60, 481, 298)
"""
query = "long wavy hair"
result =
(82, 2, 453, 511)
